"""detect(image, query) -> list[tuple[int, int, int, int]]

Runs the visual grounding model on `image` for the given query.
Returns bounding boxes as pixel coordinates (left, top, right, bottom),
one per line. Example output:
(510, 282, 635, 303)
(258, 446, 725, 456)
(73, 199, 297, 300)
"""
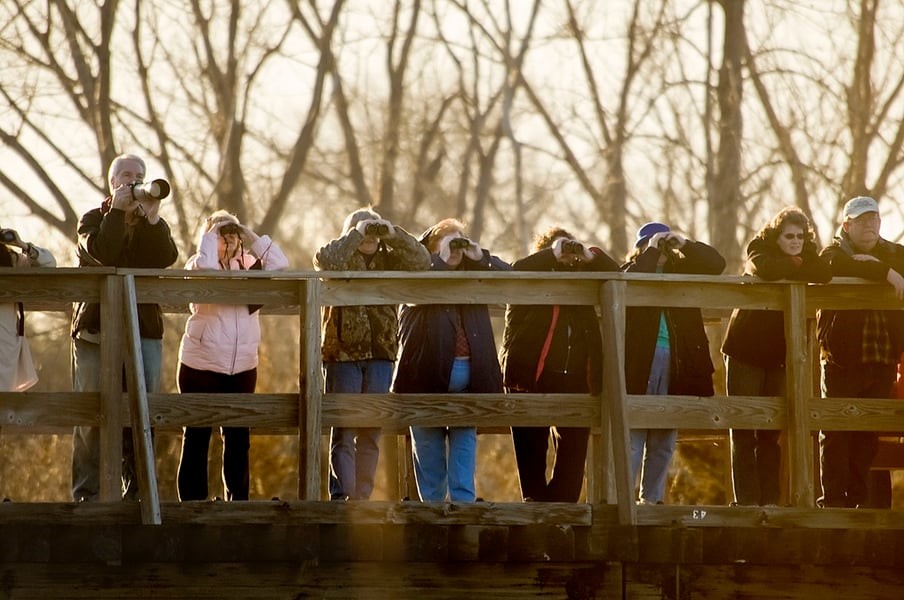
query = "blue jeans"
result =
(726, 356, 783, 505)
(71, 337, 162, 501)
(326, 360, 392, 500)
(411, 358, 476, 502)
(631, 344, 677, 504)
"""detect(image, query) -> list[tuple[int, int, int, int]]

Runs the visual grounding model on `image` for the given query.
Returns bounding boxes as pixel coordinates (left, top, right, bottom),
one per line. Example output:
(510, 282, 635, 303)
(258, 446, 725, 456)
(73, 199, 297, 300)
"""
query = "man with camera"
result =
(314, 208, 430, 501)
(70, 153, 178, 502)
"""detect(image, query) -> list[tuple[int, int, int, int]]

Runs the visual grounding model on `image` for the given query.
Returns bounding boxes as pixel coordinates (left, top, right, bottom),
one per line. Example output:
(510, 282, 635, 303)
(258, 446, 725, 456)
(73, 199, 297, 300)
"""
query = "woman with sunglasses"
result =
(721, 206, 831, 506)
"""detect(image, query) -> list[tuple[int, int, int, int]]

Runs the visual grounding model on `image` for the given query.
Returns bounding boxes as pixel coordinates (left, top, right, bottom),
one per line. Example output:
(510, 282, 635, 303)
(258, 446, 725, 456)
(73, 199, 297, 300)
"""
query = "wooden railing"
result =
(2, 268, 904, 525)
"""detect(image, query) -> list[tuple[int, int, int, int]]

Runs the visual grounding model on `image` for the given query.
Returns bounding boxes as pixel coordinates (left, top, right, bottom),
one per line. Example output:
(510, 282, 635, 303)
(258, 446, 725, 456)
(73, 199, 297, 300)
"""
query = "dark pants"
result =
(177, 364, 257, 501)
(726, 356, 784, 506)
(511, 371, 590, 502)
(819, 361, 892, 508)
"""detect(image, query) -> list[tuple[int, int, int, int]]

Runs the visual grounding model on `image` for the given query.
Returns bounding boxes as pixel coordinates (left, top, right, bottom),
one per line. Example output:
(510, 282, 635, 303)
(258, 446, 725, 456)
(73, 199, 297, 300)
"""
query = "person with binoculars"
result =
(392, 219, 510, 502)
(501, 227, 620, 502)
(622, 222, 725, 504)
(175, 210, 289, 502)
(1, 227, 55, 394)
(70, 153, 179, 502)
(314, 208, 430, 501)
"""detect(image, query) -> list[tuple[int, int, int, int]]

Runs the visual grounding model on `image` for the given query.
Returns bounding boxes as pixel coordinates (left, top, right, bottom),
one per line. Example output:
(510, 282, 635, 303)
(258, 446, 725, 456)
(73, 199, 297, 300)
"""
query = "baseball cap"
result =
(634, 222, 670, 248)
(842, 196, 879, 221)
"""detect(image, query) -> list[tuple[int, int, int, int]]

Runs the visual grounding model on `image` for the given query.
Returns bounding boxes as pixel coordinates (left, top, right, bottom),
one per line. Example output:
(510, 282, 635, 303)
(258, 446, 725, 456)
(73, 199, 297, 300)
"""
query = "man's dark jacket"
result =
(817, 234, 904, 367)
(71, 202, 179, 339)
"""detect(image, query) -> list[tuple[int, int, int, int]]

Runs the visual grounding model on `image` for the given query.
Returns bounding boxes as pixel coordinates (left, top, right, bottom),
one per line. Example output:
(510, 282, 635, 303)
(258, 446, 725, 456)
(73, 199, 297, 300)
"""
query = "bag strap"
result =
(16, 302, 25, 337)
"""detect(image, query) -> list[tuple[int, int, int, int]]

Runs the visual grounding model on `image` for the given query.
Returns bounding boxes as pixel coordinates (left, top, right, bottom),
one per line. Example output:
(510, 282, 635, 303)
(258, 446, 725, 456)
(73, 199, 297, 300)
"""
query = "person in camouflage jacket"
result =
(314, 208, 430, 500)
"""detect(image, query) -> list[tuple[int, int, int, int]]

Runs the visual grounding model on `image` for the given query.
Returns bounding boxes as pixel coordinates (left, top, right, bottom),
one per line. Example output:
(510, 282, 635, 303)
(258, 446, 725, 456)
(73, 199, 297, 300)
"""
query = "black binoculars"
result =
(449, 238, 471, 250)
(562, 240, 584, 254)
(365, 223, 390, 236)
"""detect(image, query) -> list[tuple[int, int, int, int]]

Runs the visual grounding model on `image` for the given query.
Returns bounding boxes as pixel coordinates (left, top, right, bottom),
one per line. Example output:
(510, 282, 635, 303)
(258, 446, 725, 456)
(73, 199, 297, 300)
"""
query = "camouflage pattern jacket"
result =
(314, 226, 430, 362)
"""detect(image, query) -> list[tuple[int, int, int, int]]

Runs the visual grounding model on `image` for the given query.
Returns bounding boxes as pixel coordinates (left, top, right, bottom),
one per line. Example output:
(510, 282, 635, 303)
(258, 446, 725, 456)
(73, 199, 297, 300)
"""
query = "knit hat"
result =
(634, 222, 670, 248)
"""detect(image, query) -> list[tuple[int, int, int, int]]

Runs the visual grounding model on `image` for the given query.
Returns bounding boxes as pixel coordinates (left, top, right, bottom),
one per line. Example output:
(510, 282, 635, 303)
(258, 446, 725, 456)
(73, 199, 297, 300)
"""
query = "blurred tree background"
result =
(2, 0, 904, 505)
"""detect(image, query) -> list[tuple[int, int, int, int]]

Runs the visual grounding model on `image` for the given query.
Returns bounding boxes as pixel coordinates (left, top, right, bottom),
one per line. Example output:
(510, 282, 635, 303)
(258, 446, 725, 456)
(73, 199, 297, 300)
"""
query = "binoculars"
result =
(562, 240, 584, 254)
(449, 238, 471, 250)
(365, 223, 390, 236)
(0, 228, 17, 244)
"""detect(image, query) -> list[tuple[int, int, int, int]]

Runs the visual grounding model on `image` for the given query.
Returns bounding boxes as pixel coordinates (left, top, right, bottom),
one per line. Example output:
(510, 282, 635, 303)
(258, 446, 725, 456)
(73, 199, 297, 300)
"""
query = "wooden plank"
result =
(0, 268, 111, 303)
(320, 277, 604, 306)
(628, 394, 785, 429)
(299, 279, 322, 500)
(322, 392, 600, 427)
(785, 283, 814, 506)
(808, 397, 904, 430)
(0, 392, 100, 426)
(131, 274, 300, 306)
(99, 275, 123, 502)
(625, 278, 787, 309)
(600, 280, 635, 526)
(120, 274, 161, 524)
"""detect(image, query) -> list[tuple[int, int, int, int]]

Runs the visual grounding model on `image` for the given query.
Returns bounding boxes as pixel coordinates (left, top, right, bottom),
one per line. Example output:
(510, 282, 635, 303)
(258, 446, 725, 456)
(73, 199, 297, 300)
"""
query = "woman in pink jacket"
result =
(176, 210, 289, 501)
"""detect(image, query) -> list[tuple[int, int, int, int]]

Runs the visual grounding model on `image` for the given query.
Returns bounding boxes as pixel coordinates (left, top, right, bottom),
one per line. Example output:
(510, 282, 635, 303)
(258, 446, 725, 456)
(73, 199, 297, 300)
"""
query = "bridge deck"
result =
(3, 502, 904, 599)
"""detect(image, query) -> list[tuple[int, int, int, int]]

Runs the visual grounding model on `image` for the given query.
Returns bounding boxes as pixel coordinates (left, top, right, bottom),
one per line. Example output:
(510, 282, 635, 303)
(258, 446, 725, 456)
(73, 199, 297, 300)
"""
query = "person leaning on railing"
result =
(391, 218, 510, 503)
(314, 208, 431, 501)
(622, 222, 726, 505)
(817, 195, 904, 509)
(70, 153, 179, 503)
(721, 207, 831, 507)
(501, 227, 620, 503)
(175, 210, 289, 502)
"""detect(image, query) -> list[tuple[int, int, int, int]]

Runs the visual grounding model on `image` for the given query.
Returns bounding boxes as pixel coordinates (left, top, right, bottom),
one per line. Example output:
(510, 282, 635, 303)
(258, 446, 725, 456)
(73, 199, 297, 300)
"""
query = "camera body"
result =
(562, 240, 584, 254)
(0, 228, 17, 244)
(449, 237, 470, 250)
(129, 178, 171, 202)
(364, 222, 390, 236)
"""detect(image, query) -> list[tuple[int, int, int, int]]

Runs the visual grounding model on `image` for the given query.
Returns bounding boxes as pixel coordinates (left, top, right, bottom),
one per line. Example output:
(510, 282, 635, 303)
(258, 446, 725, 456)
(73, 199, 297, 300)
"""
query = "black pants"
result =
(510, 371, 590, 502)
(177, 364, 257, 501)
(819, 361, 892, 508)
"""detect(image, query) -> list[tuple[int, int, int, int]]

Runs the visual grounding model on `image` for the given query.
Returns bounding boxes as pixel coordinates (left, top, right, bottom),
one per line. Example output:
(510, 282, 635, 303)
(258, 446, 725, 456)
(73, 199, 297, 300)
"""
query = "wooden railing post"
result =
(121, 274, 161, 524)
(299, 279, 322, 500)
(600, 280, 636, 524)
(785, 283, 815, 506)
(99, 274, 124, 502)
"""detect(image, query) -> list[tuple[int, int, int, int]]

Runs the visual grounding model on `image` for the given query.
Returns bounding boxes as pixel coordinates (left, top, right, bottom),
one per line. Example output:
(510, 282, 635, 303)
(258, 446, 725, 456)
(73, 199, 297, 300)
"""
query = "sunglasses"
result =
(782, 233, 805, 240)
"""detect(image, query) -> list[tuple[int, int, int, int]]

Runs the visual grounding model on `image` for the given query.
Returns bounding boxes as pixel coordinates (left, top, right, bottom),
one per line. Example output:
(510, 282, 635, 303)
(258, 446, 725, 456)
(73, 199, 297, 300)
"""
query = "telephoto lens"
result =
(130, 179, 171, 202)
(562, 240, 584, 254)
(365, 223, 390, 236)
(449, 237, 470, 250)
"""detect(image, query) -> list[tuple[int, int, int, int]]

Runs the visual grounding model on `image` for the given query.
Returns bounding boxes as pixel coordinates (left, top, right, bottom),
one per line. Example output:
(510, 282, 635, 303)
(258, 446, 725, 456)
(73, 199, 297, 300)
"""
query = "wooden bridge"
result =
(1, 268, 903, 599)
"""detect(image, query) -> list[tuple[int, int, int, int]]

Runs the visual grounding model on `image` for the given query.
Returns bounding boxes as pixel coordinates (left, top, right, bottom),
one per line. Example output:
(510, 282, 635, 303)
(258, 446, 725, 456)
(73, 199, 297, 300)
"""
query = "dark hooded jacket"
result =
(722, 237, 831, 368)
(622, 240, 725, 396)
(817, 232, 904, 367)
(500, 247, 620, 395)
(392, 248, 510, 394)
